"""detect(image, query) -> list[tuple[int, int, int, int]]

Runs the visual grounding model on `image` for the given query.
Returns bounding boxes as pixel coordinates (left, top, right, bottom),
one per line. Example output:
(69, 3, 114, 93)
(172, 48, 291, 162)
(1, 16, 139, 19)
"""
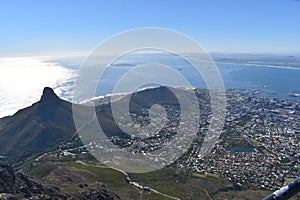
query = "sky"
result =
(0, 0, 300, 57)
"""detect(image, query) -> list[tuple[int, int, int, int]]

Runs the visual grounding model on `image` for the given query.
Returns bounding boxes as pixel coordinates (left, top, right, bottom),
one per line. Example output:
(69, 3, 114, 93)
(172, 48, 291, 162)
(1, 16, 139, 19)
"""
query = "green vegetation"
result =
(30, 163, 56, 177)
(67, 162, 128, 187)
(262, 149, 270, 154)
(192, 173, 224, 184)
(31, 158, 228, 199)
(26, 153, 278, 200)
(146, 193, 173, 200)
(224, 137, 254, 149)
(130, 168, 185, 196)
(285, 177, 296, 183)
(237, 114, 252, 126)
(250, 139, 258, 144)
(129, 168, 225, 198)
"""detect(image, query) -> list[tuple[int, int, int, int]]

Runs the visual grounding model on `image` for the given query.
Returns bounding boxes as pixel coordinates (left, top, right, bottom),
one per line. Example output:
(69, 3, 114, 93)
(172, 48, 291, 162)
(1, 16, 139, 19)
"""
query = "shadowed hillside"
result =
(0, 86, 187, 164)
(0, 87, 77, 163)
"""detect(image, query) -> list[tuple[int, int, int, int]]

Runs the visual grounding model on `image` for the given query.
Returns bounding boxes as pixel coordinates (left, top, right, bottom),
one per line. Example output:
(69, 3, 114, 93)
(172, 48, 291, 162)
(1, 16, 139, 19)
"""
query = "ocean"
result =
(1, 54, 300, 118)
(0, 57, 76, 118)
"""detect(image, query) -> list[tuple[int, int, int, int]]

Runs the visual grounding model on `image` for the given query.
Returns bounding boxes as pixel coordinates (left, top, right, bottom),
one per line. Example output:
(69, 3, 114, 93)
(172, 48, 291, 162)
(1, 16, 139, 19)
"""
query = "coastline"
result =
(214, 60, 300, 70)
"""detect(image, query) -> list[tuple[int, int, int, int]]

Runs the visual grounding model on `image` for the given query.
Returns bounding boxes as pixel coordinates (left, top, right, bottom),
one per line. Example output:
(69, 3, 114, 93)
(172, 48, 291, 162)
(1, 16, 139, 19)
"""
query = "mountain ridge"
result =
(0, 87, 77, 164)
(0, 86, 184, 164)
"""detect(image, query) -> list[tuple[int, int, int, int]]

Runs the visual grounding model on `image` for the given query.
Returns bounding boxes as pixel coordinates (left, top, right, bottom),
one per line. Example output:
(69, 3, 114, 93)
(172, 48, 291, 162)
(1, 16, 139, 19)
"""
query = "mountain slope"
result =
(0, 86, 193, 164)
(0, 161, 120, 200)
(0, 162, 67, 199)
(0, 87, 77, 163)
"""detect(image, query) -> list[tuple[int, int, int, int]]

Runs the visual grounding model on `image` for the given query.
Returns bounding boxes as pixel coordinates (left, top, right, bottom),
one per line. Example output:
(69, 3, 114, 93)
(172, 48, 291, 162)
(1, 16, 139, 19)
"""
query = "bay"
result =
(1, 54, 300, 118)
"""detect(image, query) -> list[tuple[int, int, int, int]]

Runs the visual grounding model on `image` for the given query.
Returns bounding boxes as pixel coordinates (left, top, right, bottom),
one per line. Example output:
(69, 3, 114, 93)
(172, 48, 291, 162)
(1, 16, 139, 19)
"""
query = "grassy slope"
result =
(28, 154, 275, 200)
(0, 99, 77, 163)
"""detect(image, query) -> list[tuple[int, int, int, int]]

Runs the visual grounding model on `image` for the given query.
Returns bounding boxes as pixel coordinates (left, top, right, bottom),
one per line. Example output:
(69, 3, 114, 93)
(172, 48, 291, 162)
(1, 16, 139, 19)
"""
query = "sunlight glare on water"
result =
(0, 57, 75, 118)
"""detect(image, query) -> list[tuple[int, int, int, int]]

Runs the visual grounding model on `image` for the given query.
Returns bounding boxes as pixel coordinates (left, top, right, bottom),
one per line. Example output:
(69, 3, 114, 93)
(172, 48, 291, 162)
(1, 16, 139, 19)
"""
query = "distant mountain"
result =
(210, 53, 300, 68)
(0, 86, 187, 164)
(0, 87, 77, 163)
(95, 86, 182, 138)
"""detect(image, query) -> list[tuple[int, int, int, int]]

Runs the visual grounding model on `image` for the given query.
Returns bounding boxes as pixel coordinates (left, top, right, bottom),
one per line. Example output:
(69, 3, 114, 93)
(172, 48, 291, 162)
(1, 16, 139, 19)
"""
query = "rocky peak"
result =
(37, 87, 61, 119)
(40, 87, 59, 103)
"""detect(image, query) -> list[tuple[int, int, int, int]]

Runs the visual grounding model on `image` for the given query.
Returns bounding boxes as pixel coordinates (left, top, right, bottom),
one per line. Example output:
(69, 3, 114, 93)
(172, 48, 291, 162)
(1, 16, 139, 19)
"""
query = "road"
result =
(75, 160, 181, 200)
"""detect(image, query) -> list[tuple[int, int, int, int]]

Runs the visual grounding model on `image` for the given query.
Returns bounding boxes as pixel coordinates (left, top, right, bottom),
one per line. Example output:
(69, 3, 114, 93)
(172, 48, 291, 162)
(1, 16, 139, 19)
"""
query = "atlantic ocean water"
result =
(1, 54, 300, 118)
(94, 53, 300, 101)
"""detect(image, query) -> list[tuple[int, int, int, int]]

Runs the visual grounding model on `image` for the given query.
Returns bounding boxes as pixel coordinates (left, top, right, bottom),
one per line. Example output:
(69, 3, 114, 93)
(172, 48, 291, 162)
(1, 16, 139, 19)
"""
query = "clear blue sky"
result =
(1, 0, 300, 57)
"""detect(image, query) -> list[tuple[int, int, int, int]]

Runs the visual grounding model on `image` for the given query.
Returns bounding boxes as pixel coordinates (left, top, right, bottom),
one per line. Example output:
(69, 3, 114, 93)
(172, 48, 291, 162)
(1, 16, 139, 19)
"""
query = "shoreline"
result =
(1, 85, 300, 119)
(214, 60, 300, 70)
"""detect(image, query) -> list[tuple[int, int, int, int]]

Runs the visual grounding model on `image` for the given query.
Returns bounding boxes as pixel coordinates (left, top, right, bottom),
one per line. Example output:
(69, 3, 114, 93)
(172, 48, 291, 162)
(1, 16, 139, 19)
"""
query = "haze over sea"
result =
(0, 57, 76, 118)
(1, 54, 300, 118)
